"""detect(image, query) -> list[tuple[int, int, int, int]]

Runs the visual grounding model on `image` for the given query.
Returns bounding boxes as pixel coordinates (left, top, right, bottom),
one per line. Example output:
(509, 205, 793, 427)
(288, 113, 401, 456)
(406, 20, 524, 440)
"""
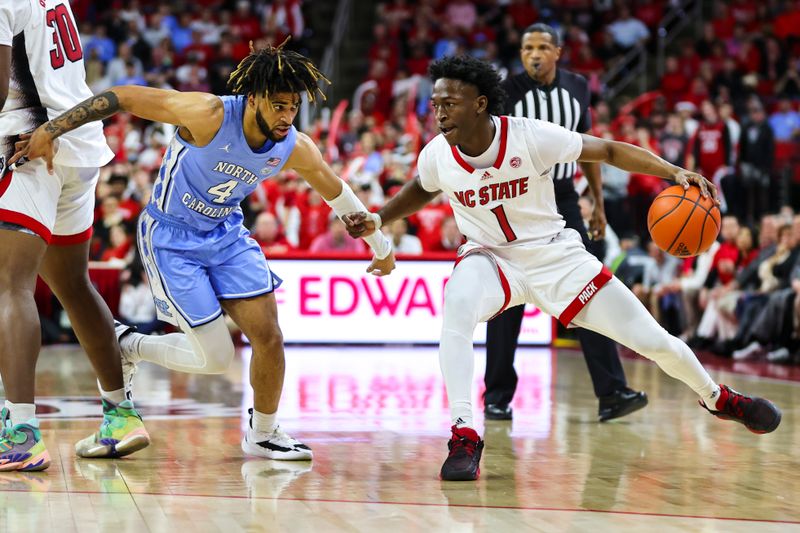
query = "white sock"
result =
(97, 380, 127, 405)
(252, 409, 278, 434)
(5, 400, 36, 426)
(701, 385, 721, 411)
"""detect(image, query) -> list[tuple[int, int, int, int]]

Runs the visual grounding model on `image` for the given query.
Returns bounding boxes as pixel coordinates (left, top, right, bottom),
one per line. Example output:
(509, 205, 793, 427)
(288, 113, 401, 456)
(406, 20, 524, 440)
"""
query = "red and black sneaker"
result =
(701, 384, 782, 434)
(440, 425, 484, 481)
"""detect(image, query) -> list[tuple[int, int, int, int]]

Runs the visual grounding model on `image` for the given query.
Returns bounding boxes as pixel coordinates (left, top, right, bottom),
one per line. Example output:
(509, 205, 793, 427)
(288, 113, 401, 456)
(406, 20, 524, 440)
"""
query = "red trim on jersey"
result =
(0, 209, 52, 243)
(450, 145, 475, 173)
(558, 266, 612, 327)
(492, 116, 508, 169)
(453, 249, 512, 320)
(0, 170, 13, 198)
(51, 227, 92, 246)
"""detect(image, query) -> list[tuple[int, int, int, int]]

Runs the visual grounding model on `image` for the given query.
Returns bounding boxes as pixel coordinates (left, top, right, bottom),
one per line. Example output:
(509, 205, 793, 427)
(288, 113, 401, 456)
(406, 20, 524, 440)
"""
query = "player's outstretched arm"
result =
(343, 178, 439, 239)
(10, 86, 223, 172)
(287, 132, 396, 275)
(577, 134, 719, 204)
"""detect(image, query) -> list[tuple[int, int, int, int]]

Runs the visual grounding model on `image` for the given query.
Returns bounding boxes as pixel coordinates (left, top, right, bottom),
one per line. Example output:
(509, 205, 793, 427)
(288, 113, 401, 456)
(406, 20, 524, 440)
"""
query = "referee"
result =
(484, 23, 648, 422)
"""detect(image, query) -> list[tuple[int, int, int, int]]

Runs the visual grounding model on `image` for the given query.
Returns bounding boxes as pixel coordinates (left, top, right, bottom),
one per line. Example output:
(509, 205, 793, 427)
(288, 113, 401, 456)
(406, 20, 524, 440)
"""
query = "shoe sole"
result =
(76, 430, 151, 458)
(241, 437, 313, 461)
(599, 396, 649, 422)
(440, 467, 480, 481)
(484, 413, 512, 421)
(0, 450, 51, 472)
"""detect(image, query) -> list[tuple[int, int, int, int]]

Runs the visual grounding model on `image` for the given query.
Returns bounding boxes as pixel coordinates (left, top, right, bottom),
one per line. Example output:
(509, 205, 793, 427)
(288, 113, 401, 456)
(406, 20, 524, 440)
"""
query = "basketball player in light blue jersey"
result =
(14, 43, 395, 460)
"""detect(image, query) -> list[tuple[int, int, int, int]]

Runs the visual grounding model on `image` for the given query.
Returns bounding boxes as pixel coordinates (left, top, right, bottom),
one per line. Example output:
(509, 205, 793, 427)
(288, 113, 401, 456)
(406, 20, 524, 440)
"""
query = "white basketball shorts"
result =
(455, 228, 612, 326)
(0, 158, 98, 244)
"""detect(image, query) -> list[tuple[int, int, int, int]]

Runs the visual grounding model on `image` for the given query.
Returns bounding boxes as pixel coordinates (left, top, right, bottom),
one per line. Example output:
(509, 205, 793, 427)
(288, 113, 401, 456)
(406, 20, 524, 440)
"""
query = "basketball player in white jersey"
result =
(344, 56, 781, 481)
(0, 0, 148, 471)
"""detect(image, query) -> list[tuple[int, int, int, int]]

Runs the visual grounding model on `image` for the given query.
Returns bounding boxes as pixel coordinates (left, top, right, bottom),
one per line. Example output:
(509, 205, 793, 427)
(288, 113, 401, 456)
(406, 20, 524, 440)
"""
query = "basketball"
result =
(647, 184, 721, 257)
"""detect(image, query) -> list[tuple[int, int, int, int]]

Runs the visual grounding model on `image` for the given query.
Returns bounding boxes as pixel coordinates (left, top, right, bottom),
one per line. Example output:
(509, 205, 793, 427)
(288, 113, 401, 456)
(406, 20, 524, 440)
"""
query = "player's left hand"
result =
(589, 207, 607, 240)
(367, 251, 395, 276)
(9, 125, 56, 174)
(673, 169, 719, 205)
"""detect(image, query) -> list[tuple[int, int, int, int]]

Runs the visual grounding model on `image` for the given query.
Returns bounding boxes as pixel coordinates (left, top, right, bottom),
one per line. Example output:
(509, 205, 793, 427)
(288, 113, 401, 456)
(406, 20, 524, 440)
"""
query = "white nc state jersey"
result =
(417, 115, 583, 250)
(0, 0, 112, 171)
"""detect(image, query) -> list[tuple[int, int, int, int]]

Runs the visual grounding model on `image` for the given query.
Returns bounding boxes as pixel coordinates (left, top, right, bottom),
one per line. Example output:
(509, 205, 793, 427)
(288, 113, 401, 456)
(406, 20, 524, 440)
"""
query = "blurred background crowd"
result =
(41, 0, 800, 364)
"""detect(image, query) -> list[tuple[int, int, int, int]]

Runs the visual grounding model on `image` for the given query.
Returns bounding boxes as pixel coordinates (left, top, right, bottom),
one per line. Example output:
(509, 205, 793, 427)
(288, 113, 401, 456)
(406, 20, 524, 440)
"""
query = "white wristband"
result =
(368, 211, 382, 230)
(324, 182, 391, 259)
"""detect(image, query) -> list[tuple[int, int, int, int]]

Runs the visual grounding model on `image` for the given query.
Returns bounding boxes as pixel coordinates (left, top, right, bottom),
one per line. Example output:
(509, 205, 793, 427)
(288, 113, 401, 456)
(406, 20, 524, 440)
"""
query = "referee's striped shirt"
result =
(501, 69, 591, 190)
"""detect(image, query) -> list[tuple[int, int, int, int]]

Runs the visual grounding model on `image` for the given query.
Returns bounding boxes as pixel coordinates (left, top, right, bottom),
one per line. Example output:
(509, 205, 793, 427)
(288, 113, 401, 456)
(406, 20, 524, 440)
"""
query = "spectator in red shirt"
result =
(230, 1, 263, 43)
(181, 29, 215, 68)
(660, 56, 690, 107)
(309, 216, 366, 254)
(252, 212, 294, 256)
(101, 224, 133, 263)
(506, 0, 538, 30)
(710, 215, 742, 286)
(687, 100, 732, 181)
(297, 189, 332, 249)
(405, 42, 431, 77)
(427, 216, 464, 253)
(774, 0, 800, 40)
(634, 0, 664, 29)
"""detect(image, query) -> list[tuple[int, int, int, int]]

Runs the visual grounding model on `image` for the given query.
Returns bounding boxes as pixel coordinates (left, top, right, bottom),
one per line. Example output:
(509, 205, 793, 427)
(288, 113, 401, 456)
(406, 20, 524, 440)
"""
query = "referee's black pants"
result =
(483, 184, 629, 405)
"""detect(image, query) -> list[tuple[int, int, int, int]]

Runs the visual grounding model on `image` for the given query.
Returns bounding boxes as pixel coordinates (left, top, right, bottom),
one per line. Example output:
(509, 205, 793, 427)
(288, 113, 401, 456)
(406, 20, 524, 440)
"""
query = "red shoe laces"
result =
(723, 387, 751, 418)
(448, 435, 477, 458)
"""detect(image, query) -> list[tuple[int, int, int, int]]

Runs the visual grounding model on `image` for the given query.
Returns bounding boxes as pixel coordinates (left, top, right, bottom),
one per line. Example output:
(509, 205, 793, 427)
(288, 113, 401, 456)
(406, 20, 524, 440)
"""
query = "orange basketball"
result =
(647, 185, 721, 257)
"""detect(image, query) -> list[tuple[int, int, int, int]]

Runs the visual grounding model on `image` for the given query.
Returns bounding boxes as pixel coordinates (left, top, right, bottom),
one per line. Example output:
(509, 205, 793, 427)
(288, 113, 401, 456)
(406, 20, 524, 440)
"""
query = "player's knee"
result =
(50, 271, 93, 301)
(200, 336, 236, 374)
(443, 285, 480, 324)
(247, 322, 284, 353)
(627, 328, 676, 361)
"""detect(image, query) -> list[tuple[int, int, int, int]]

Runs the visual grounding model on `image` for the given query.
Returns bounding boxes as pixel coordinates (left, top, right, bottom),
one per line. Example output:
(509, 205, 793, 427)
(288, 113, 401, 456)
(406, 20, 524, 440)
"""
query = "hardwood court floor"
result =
(0, 345, 797, 532)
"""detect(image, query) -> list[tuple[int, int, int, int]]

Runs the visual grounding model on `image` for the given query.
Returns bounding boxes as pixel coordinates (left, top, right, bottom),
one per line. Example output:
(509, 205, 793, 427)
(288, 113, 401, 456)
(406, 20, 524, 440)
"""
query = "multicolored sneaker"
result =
(440, 425, 484, 481)
(701, 384, 782, 434)
(75, 399, 150, 458)
(0, 408, 50, 472)
(241, 409, 312, 460)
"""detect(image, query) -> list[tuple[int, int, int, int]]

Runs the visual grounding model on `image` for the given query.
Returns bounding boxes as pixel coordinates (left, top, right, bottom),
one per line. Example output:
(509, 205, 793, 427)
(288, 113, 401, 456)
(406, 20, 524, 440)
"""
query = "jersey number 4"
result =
(207, 180, 239, 203)
(47, 4, 83, 69)
(491, 205, 518, 242)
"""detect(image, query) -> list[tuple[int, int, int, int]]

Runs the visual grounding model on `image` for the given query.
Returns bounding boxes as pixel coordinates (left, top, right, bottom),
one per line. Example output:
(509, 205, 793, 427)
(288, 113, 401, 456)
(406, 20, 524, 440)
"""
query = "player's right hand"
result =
(367, 250, 395, 276)
(9, 125, 56, 174)
(343, 212, 377, 238)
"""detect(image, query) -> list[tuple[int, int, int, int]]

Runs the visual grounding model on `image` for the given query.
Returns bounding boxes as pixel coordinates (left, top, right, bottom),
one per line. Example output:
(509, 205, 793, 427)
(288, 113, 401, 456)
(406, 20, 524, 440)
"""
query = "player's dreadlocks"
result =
(227, 38, 330, 102)
(428, 55, 506, 115)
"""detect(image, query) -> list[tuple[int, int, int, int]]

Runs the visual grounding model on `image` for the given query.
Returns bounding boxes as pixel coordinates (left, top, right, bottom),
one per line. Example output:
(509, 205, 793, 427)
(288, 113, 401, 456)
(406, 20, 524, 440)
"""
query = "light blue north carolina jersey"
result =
(148, 95, 297, 231)
(138, 95, 292, 327)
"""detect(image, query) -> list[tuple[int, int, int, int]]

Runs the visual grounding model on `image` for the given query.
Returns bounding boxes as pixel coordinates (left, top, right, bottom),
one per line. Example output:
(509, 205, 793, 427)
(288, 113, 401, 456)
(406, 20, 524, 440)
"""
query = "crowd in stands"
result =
(37, 1, 800, 363)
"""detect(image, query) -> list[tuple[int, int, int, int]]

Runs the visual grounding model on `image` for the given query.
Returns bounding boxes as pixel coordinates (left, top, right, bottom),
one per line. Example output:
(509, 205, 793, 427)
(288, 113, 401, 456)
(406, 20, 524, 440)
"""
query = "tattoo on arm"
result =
(44, 91, 121, 139)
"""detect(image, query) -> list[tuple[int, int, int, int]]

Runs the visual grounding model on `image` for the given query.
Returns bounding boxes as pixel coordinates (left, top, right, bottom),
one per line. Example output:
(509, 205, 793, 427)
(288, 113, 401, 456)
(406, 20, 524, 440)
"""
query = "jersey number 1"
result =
(47, 4, 83, 69)
(491, 205, 518, 243)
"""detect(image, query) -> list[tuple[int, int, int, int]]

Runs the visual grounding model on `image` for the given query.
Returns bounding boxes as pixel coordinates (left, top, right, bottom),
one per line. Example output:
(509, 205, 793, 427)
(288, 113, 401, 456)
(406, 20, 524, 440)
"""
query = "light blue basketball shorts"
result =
(137, 207, 282, 327)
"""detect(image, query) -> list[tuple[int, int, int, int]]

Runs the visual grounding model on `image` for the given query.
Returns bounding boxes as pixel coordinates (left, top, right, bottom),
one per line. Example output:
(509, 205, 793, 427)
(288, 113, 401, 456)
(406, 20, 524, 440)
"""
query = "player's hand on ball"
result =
(674, 169, 719, 205)
(343, 212, 377, 238)
(9, 125, 57, 174)
(367, 251, 395, 276)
